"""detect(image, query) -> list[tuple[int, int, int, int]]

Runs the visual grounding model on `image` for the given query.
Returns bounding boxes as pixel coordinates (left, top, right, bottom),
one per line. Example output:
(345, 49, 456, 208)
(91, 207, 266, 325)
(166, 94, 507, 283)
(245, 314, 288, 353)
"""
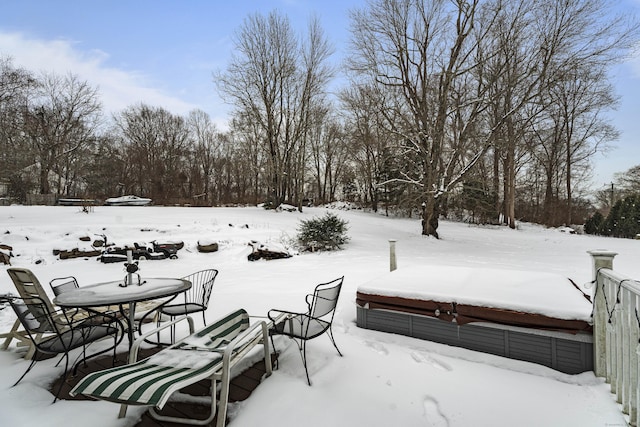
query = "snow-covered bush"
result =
(296, 212, 350, 252)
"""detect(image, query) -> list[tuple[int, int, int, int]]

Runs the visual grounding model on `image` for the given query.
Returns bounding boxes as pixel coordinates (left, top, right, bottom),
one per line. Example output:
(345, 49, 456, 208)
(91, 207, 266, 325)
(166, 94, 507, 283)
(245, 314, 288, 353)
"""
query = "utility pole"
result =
(610, 182, 614, 207)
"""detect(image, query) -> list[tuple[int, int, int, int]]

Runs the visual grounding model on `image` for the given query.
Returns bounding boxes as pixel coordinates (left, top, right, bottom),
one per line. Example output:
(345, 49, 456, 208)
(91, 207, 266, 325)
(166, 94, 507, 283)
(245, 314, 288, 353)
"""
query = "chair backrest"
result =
(7, 268, 57, 314)
(8, 296, 59, 337)
(309, 276, 344, 320)
(50, 276, 80, 296)
(181, 269, 218, 308)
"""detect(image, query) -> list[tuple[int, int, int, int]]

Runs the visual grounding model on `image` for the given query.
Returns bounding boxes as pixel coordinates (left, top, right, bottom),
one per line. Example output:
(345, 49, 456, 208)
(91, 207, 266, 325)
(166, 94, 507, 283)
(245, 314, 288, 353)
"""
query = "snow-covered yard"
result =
(0, 205, 636, 426)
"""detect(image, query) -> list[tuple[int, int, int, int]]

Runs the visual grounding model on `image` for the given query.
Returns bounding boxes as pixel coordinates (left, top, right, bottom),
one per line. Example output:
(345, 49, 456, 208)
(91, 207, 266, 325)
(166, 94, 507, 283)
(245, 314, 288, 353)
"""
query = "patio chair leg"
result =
(113, 332, 118, 364)
(13, 358, 38, 387)
(269, 334, 279, 370)
(328, 327, 343, 357)
(298, 339, 311, 386)
(54, 353, 66, 368)
(52, 355, 70, 404)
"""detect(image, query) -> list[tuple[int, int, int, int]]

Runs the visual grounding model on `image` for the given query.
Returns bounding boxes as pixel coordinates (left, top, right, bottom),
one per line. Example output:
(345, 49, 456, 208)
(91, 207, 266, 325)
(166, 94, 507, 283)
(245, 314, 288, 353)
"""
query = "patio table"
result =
(53, 277, 191, 356)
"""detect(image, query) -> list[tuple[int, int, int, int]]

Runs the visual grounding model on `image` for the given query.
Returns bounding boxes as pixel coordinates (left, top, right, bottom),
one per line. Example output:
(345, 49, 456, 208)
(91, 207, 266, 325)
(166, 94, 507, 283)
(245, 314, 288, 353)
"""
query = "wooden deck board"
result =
(51, 347, 277, 426)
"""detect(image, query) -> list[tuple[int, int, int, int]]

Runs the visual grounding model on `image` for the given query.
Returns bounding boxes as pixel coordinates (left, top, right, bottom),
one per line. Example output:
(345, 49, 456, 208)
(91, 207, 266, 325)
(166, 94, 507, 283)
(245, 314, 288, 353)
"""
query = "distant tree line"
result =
(1, 1, 638, 237)
(585, 165, 640, 238)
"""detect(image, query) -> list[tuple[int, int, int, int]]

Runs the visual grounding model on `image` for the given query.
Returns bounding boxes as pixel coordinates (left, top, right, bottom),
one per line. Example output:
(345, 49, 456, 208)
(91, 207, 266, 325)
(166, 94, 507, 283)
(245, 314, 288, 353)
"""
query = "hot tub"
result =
(356, 265, 593, 374)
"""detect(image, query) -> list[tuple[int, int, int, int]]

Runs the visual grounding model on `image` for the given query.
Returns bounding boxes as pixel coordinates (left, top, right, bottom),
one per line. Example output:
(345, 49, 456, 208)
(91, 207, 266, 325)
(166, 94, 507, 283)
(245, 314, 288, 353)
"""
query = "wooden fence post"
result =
(588, 250, 617, 377)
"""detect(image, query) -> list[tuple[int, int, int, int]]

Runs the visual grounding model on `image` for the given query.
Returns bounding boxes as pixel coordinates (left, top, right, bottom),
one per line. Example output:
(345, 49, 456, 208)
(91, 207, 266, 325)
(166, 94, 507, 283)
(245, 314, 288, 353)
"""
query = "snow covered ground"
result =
(0, 205, 636, 427)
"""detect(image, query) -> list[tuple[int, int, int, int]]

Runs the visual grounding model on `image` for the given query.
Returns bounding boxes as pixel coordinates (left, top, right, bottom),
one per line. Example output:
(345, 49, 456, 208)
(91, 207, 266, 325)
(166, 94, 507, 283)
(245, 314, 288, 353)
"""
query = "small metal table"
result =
(54, 277, 191, 353)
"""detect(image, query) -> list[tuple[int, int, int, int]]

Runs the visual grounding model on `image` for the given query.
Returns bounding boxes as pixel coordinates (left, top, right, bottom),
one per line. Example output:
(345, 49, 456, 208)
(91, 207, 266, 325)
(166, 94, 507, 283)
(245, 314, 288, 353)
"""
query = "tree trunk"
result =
(504, 146, 516, 229)
(422, 196, 439, 238)
(566, 148, 572, 225)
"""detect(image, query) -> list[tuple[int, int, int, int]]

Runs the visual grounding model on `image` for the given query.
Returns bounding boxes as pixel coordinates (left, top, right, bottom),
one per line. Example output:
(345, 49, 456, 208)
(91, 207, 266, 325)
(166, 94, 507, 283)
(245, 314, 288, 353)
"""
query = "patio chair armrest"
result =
(53, 308, 83, 328)
(263, 311, 287, 328)
(129, 315, 195, 363)
(305, 293, 315, 310)
(267, 309, 305, 323)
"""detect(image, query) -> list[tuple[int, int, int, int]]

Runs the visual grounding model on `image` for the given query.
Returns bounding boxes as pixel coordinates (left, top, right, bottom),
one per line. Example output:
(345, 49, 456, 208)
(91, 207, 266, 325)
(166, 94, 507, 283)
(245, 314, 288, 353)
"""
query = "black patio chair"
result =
(50, 275, 122, 323)
(49, 276, 80, 296)
(268, 276, 344, 385)
(50, 276, 87, 320)
(3, 295, 121, 403)
(157, 269, 218, 342)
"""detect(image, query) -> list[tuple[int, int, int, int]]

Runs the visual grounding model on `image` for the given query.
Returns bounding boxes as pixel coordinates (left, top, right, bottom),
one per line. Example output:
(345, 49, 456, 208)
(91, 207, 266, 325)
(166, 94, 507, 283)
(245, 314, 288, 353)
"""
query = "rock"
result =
(197, 242, 219, 253)
(0, 250, 11, 265)
(247, 240, 291, 261)
(58, 248, 102, 260)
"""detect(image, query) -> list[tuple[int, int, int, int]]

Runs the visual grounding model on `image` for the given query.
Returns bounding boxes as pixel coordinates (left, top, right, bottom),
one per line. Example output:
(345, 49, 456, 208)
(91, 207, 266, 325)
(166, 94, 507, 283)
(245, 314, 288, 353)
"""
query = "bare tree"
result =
(348, 0, 507, 237)
(613, 165, 640, 197)
(216, 11, 333, 208)
(527, 64, 618, 225)
(340, 84, 392, 212)
(0, 57, 37, 193)
(348, 0, 637, 236)
(228, 112, 268, 204)
(22, 72, 102, 195)
(187, 109, 222, 205)
(115, 104, 190, 203)
(307, 110, 350, 205)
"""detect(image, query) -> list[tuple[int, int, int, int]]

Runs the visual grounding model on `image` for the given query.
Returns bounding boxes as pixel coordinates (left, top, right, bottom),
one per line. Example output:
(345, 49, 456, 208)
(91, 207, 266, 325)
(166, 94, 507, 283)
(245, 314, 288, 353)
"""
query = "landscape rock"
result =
(247, 240, 291, 261)
(197, 241, 219, 253)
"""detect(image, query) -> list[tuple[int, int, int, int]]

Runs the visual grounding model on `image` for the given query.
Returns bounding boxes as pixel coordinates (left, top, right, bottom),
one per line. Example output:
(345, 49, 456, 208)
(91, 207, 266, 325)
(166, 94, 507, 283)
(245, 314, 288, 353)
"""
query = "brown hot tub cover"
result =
(356, 265, 592, 334)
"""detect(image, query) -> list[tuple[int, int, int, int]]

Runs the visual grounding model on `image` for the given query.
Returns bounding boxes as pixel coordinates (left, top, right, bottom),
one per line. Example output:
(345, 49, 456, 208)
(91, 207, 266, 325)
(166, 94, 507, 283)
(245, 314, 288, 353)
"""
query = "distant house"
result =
(15, 163, 73, 205)
(0, 178, 8, 197)
(0, 178, 9, 206)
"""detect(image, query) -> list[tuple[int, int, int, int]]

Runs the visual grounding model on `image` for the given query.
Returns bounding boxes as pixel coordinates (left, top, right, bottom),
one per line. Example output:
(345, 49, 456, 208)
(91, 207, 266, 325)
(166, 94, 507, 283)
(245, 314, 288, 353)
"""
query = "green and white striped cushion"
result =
(70, 309, 249, 408)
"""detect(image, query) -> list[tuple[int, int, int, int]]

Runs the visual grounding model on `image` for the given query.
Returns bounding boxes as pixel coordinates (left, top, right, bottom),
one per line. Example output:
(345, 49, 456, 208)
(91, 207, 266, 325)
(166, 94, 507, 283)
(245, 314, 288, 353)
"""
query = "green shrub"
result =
(584, 211, 604, 235)
(592, 194, 640, 238)
(297, 212, 350, 252)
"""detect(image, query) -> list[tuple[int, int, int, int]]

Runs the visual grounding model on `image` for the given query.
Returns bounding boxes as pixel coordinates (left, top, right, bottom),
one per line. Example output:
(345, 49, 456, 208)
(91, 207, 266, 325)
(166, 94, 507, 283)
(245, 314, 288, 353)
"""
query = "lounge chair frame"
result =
(71, 309, 271, 427)
(3, 268, 69, 358)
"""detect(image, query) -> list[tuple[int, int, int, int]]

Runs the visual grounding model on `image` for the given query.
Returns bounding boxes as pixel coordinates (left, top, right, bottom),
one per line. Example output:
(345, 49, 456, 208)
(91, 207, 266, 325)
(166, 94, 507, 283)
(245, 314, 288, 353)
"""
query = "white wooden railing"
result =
(589, 250, 640, 426)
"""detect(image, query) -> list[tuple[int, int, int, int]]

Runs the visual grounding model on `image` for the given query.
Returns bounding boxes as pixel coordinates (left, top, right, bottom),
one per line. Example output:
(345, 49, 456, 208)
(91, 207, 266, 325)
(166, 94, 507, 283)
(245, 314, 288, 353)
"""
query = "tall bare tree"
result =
(187, 109, 222, 205)
(348, 0, 637, 236)
(115, 104, 189, 203)
(348, 0, 506, 237)
(216, 11, 333, 208)
(528, 64, 618, 225)
(0, 57, 37, 192)
(340, 84, 391, 212)
(307, 111, 350, 205)
(228, 112, 268, 204)
(22, 72, 102, 195)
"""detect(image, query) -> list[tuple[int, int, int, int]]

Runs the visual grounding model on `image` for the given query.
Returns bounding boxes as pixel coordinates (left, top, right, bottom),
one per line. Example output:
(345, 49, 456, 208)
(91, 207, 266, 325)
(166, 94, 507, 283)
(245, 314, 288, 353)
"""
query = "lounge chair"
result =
(2, 268, 66, 358)
(70, 308, 271, 427)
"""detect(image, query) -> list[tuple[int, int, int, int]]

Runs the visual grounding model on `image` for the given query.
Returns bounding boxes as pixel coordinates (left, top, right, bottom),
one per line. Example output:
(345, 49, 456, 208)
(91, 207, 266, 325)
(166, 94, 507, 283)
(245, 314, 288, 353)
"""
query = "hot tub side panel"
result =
(356, 305, 593, 374)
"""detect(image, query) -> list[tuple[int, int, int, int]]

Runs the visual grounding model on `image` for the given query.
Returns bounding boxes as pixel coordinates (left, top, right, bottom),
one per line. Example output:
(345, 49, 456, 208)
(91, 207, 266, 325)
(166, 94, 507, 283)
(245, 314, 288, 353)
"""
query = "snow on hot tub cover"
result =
(356, 265, 593, 334)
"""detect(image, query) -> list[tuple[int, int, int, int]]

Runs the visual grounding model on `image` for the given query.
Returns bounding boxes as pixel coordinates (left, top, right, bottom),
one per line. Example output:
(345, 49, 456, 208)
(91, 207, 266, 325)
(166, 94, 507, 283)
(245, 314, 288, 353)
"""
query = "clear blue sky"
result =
(1, 0, 639, 191)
